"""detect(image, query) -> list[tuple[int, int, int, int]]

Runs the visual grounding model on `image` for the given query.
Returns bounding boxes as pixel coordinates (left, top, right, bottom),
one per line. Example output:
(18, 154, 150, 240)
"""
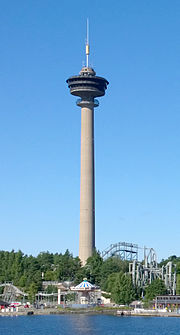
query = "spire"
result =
(86, 18, 90, 67)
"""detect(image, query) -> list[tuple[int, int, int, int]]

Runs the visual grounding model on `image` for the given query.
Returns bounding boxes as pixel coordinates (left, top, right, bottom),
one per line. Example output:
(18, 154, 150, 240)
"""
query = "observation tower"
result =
(66, 22, 109, 265)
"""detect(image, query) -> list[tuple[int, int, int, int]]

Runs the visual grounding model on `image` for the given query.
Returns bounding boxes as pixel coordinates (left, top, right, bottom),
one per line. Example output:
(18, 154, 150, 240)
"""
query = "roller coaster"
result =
(0, 282, 27, 303)
(101, 242, 138, 261)
(101, 242, 176, 295)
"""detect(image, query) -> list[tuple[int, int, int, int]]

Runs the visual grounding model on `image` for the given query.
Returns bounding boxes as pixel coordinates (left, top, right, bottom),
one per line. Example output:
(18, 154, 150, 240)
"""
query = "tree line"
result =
(0, 249, 178, 304)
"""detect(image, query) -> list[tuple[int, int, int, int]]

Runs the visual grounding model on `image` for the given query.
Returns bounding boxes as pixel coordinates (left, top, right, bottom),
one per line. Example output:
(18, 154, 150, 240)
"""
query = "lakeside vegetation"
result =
(0, 249, 179, 304)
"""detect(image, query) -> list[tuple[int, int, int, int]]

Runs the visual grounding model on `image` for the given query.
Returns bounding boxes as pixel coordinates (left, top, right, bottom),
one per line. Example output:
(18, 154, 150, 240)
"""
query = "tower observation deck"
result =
(66, 24, 109, 265)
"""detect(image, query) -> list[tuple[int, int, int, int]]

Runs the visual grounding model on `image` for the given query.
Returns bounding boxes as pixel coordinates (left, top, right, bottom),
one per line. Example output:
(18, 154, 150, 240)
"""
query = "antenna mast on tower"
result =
(86, 18, 90, 67)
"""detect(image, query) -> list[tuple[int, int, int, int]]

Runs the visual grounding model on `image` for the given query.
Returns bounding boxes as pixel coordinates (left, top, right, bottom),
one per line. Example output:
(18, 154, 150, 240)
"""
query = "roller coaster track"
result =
(101, 242, 138, 261)
(0, 283, 27, 302)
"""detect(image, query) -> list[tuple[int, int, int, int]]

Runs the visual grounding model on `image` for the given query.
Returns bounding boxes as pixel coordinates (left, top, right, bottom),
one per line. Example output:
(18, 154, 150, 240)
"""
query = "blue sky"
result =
(0, 0, 179, 261)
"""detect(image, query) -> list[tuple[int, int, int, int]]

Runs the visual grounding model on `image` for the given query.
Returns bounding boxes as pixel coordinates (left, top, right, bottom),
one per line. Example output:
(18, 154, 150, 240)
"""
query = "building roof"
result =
(71, 279, 95, 291)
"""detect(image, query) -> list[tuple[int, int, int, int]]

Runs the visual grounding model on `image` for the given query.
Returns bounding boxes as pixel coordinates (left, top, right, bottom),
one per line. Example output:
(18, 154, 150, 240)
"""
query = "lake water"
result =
(0, 314, 180, 335)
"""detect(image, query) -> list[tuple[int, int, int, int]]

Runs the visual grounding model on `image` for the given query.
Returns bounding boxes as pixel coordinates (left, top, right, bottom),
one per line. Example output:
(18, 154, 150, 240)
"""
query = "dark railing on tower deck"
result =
(76, 98, 99, 107)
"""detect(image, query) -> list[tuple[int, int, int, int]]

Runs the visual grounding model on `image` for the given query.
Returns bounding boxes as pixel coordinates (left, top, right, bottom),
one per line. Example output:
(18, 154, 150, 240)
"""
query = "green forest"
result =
(0, 250, 179, 304)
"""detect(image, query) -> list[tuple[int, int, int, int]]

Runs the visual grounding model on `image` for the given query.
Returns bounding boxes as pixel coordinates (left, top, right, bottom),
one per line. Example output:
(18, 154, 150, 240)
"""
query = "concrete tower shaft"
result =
(79, 100, 95, 264)
(66, 67, 108, 265)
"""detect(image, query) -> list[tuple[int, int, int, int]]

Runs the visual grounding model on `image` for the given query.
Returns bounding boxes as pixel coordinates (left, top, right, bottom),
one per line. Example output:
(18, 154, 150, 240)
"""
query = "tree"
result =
(145, 279, 167, 301)
(28, 283, 38, 303)
(44, 270, 56, 281)
(105, 273, 117, 293)
(84, 250, 103, 285)
(111, 272, 135, 305)
(100, 257, 129, 290)
(55, 250, 81, 282)
(37, 251, 54, 272)
(46, 285, 58, 293)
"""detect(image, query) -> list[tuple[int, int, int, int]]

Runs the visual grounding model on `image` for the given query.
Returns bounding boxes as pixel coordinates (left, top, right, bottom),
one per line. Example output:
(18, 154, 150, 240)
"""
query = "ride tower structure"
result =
(66, 21, 109, 265)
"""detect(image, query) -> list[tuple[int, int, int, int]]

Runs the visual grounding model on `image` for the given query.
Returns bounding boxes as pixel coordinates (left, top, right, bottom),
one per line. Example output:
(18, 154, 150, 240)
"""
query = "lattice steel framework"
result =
(0, 283, 27, 303)
(129, 248, 176, 295)
(101, 242, 138, 261)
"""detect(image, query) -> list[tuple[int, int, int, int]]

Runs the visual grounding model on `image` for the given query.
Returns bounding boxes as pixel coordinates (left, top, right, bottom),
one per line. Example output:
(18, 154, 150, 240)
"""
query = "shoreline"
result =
(1, 308, 180, 318)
